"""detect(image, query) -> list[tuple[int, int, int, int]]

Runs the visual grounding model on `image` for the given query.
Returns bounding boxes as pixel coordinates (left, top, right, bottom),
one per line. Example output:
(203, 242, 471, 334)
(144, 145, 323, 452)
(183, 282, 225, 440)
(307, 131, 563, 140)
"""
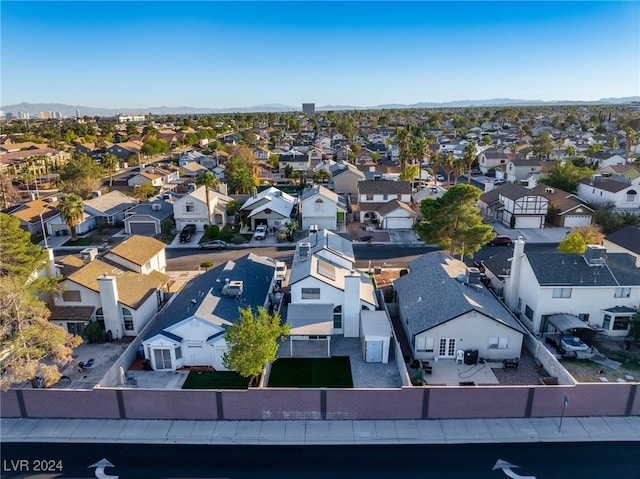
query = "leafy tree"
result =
(222, 306, 290, 385)
(606, 133, 619, 149)
(400, 164, 419, 182)
(204, 224, 220, 239)
(60, 153, 103, 198)
(558, 225, 604, 254)
(565, 145, 577, 158)
(200, 260, 214, 271)
(0, 170, 20, 209)
(58, 193, 85, 240)
(414, 184, 494, 258)
(225, 155, 256, 194)
(0, 214, 45, 279)
(132, 183, 156, 200)
(196, 171, 220, 225)
(141, 136, 169, 157)
(125, 122, 139, 136)
(538, 162, 593, 193)
(267, 154, 279, 172)
(532, 131, 554, 159)
(592, 205, 640, 234)
(225, 199, 241, 217)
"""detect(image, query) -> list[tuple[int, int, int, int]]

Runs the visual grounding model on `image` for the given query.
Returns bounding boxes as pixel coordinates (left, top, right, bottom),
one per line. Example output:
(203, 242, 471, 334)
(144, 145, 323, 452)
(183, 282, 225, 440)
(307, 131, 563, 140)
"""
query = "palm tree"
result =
(195, 171, 220, 225)
(410, 137, 430, 190)
(441, 153, 456, 188)
(430, 153, 443, 186)
(58, 193, 84, 240)
(624, 127, 635, 161)
(101, 153, 119, 187)
(463, 141, 478, 184)
(395, 127, 412, 179)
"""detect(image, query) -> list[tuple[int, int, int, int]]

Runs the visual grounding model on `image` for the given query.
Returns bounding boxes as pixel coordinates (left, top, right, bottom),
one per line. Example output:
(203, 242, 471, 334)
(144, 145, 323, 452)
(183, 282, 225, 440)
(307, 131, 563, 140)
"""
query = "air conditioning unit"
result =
(584, 245, 606, 266)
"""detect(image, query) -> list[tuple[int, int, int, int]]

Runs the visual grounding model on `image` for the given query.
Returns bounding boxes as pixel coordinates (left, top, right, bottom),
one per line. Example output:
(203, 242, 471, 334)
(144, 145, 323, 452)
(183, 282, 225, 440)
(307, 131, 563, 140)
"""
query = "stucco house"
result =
(357, 180, 414, 228)
(505, 159, 542, 183)
(576, 175, 640, 212)
(239, 187, 296, 231)
(300, 185, 347, 231)
(394, 252, 526, 362)
(478, 183, 548, 229)
(172, 186, 231, 232)
(530, 184, 593, 228)
(123, 200, 173, 237)
(604, 225, 640, 268)
(279, 150, 310, 173)
(331, 162, 366, 195)
(83, 190, 138, 225)
(503, 238, 640, 338)
(141, 253, 276, 371)
(49, 236, 170, 338)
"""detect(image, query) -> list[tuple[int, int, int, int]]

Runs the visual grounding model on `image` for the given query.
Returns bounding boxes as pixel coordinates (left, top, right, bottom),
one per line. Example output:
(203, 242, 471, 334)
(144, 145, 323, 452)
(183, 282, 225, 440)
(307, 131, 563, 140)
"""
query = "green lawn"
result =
(181, 371, 250, 389)
(63, 237, 94, 246)
(268, 357, 353, 388)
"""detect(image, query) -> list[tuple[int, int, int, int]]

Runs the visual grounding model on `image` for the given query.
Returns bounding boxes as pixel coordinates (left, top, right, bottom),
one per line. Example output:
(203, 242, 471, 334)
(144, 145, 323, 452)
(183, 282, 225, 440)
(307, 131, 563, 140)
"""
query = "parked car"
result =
(487, 235, 513, 246)
(561, 335, 589, 352)
(199, 240, 227, 250)
(470, 168, 482, 176)
(254, 225, 267, 240)
(179, 224, 197, 243)
(436, 174, 445, 182)
(494, 178, 506, 185)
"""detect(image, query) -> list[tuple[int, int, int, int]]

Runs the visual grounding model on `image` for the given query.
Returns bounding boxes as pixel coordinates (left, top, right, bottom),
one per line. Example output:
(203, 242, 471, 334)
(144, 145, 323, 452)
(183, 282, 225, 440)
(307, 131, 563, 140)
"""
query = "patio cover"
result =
(544, 313, 596, 344)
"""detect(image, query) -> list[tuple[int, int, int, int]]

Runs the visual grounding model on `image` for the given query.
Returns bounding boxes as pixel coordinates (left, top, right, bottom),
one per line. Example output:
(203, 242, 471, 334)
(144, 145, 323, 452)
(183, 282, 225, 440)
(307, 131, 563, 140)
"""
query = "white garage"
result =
(514, 215, 544, 229)
(562, 214, 592, 228)
(379, 201, 417, 230)
(125, 215, 161, 236)
(302, 216, 336, 231)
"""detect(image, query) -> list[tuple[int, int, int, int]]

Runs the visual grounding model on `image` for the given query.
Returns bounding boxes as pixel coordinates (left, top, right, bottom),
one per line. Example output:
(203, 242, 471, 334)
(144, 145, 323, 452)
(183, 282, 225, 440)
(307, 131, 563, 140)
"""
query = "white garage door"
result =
(385, 217, 413, 229)
(303, 217, 335, 231)
(129, 222, 157, 236)
(563, 215, 591, 228)
(515, 216, 542, 228)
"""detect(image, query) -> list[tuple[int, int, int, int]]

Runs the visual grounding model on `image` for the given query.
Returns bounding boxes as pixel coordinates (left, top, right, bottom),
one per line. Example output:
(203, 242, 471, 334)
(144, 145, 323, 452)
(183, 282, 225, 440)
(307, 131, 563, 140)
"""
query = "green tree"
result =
(141, 136, 169, 157)
(60, 153, 103, 198)
(101, 153, 119, 187)
(606, 133, 619, 149)
(532, 131, 554, 159)
(58, 193, 85, 240)
(558, 225, 604, 254)
(132, 183, 157, 200)
(222, 306, 290, 385)
(225, 155, 256, 194)
(200, 260, 214, 271)
(195, 171, 220, 225)
(565, 145, 577, 159)
(538, 162, 593, 193)
(396, 127, 412, 180)
(463, 141, 478, 184)
(125, 122, 138, 137)
(225, 199, 241, 217)
(414, 184, 494, 258)
(0, 214, 45, 278)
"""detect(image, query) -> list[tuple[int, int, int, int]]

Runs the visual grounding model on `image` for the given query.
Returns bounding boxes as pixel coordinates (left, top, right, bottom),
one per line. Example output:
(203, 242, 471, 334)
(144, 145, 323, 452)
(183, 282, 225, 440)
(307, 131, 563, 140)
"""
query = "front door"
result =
(438, 338, 457, 358)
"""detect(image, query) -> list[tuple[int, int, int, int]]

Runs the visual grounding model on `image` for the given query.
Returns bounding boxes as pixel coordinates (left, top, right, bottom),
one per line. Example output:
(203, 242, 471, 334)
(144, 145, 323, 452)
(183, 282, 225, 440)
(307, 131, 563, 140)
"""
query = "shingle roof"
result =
(394, 252, 526, 337)
(358, 180, 411, 195)
(142, 253, 274, 341)
(605, 226, 640, 255)
(578, 177, 632, 193)
(84, 190, 138, 215)
(376, 199, 417, 217)
(106, 235, 166, 266)
(297, 229, 355, 264)
(530, 184, 593, 215)
(525, 251, 640, 287)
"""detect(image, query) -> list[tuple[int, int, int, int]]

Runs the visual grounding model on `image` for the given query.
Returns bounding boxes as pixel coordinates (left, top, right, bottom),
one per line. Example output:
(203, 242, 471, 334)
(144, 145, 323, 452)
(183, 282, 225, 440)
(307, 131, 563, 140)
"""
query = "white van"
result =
(275, 261, 287, 279)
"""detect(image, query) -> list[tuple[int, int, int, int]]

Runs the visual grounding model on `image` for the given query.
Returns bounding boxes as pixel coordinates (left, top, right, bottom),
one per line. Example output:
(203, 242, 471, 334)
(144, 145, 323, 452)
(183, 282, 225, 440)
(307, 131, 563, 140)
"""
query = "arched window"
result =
(626, 189, 637, 203)
(333, 305, 342, 329)
(122, 307, 134, 331)
(315, 198, 324, 211)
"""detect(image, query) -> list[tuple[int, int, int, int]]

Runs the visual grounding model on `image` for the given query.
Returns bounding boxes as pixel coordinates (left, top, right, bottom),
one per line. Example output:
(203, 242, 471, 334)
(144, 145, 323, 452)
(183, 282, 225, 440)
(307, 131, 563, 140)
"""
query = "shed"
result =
(360, 310, 391, 363)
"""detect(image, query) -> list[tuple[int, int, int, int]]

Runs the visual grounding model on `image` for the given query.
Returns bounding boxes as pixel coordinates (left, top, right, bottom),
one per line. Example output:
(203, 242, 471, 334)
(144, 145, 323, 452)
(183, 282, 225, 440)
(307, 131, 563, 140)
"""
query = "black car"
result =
(179, 224, 197, 243)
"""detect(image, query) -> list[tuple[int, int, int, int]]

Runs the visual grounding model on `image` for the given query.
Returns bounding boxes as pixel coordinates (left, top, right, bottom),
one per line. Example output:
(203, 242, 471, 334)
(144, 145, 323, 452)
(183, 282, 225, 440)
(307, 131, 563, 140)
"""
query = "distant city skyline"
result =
(2, 1, 639, 109)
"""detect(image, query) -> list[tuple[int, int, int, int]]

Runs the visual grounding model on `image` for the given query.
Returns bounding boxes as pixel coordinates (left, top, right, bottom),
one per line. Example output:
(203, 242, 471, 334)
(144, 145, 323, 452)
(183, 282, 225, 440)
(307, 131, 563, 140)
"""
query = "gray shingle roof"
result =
(526, 251, 640, 287)
(358, 180, 412, 195)
(605, 226, 640, 255)
(394, 252, 526, 337)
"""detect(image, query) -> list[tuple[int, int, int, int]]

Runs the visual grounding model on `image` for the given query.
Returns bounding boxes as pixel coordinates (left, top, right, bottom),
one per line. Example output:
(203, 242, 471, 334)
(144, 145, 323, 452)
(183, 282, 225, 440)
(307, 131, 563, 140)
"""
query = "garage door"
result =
(130, 222, 157, 236)
(563, 215, 591, 228)
(515, 216, 542, 228)
(303, 217, 335, 231)
(385, 217, 413, 229)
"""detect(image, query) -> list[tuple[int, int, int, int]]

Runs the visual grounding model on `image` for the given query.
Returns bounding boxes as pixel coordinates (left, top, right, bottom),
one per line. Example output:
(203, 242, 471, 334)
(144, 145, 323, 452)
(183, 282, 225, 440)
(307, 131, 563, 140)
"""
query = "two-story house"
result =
(478, 183, 548, 229)
(576, 175, 639, 213)
(300, 185, 347, 231)
(530, 184, 593, 228)
(504, 238, 640, 337)
(331, 161, 366, 195)
(357, 180, 415, 229)
(239, 187, 296, 232)
(279, 150, 310, 173)
(505, 159, 542, 183)
(172, 186, 231, 231)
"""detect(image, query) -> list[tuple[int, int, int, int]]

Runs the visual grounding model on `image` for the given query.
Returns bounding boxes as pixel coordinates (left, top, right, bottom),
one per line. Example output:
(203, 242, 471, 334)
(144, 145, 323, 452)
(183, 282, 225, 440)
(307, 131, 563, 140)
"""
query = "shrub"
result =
(383, 288, 395, 303)
(84, 322, 105, 343)
(204, 224, 220, 240)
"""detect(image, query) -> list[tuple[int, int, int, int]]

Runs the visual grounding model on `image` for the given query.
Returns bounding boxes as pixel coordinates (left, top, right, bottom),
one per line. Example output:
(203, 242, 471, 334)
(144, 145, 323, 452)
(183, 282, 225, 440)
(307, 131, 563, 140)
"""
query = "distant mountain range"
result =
(3, 97, 639, 117)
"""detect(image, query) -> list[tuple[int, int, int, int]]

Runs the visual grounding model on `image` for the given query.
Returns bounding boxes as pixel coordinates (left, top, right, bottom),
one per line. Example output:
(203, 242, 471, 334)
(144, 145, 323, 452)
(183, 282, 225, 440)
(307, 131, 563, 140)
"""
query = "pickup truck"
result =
(179, 224, 197, 243)
(254, 225, 267, 240)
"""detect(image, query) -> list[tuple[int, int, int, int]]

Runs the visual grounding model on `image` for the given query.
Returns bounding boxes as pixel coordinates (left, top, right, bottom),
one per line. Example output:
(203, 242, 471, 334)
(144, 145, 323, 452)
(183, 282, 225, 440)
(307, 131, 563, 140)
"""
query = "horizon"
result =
(2, 1, 639, 109)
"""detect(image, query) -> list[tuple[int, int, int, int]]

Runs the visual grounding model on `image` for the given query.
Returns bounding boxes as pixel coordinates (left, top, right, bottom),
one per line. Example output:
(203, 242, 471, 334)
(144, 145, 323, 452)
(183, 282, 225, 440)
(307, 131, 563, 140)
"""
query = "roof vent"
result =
(151, 203, 162, 211)
(584, 245, 606, 266)
(222, 280, 243, 297)
(545, 187, 554, 194)
(299, 242, 311, 260)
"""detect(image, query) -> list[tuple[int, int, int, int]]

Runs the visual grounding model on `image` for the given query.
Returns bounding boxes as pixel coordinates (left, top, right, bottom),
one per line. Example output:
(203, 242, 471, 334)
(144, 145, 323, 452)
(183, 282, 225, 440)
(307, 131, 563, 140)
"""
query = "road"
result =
(2, 441, 639, 478)
(165, 244, 439, 271)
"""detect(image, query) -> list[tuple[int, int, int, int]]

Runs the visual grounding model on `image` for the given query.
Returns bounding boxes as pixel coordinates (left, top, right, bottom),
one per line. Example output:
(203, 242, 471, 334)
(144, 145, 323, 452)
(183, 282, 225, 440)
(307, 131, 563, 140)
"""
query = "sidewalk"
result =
(2, 416, 639, 445)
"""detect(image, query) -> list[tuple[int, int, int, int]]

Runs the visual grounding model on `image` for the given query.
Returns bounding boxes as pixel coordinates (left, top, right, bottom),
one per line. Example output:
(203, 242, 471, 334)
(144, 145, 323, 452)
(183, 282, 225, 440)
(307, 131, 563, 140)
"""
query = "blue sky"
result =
(2, 1, 639, 109)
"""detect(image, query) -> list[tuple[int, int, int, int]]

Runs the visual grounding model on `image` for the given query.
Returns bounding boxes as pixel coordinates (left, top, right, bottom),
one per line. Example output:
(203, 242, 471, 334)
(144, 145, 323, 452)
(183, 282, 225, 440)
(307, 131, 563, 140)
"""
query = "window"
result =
(603, 314, 611, 330)
(416, 337, 434, 352)
(552, 288, 572, 298)
(95, 308, 105, 330)
(333, 305, 342, 329)
(488, 337, 509, 349)
(175, 347, 182, 360)
(315, 198, 324, 211)
(185, 201, 195, 212)
(301, 288, 320, 300)
(365, 194, 373, 201)
(62, 290, 81, 302)
(383, 194, 388, 201)
(614, 288, 631, 298)
(397, 194, 402, 200)
(578, 313, 590, 323)
(122, 307, 134, 331)
(626, 190, 637, 203)
(524, 305, 534, 321)
(613, 317, 630, 331)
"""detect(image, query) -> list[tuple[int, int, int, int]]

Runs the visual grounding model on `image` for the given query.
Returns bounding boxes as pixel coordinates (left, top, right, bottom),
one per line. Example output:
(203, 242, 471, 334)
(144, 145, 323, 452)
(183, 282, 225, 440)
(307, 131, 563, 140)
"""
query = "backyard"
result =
(560, 339, 640, 383)
(181, 370, 250, 390)
(268, 357, 353, 388)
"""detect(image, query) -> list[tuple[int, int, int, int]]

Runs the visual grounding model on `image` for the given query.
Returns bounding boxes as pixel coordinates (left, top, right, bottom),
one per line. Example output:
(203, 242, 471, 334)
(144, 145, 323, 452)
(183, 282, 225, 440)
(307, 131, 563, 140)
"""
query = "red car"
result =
(487, 235, 513, 246)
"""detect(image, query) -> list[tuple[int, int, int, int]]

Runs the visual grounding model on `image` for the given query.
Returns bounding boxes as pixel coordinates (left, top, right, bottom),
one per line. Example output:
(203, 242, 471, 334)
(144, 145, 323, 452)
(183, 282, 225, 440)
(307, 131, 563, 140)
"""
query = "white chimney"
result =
(45, 247, 58, 279)
(343, 271, 361, 338)
(97, 274, 122, 340)
(504, 236, 526, 312)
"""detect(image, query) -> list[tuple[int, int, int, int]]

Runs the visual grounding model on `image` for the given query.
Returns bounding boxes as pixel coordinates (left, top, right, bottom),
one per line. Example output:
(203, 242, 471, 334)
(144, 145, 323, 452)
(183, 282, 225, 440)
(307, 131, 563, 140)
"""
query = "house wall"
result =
(104, 250, 166, 275)
(576, 183, 639, 210)
(411, 311, 523, 362)
(301, 196, 338, 231)
(333, 172, 362, 195)
(173, 195, 212, 230)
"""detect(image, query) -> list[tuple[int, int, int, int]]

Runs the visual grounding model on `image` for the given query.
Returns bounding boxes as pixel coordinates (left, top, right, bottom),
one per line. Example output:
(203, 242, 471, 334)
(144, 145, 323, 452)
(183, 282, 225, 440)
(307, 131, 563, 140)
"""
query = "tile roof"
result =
(394, 252, 526, 337)
(65, 259, 169, 309)
(106, 235, 166, 266)
(358, 180, 412, 195)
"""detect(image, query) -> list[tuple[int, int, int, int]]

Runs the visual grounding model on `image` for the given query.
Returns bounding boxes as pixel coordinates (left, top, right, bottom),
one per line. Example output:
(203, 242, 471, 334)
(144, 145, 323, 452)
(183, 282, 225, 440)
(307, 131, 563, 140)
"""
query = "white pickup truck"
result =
(254, 225, 267, 240)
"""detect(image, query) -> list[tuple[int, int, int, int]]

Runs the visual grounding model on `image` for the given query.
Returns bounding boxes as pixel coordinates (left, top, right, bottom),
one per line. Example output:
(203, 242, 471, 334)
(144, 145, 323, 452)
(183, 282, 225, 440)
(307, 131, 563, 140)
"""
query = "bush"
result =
(84, 322, 105, 343)
(229, 233, 246, 244)
(383, 288, 395, 303)
(204, 224, 220, 240)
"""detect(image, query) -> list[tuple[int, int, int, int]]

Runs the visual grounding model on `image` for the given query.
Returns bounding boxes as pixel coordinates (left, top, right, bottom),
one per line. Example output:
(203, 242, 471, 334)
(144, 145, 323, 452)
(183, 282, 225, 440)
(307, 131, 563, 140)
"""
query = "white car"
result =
(254, 225, 267, 240)
(561, 335, 589, 352)
(436, 174, 445, 182)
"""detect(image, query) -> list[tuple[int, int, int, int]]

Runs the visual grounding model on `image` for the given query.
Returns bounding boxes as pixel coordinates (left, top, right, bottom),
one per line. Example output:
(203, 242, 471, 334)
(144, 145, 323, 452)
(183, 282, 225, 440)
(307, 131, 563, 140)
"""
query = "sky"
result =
(2, 1, 639, 110)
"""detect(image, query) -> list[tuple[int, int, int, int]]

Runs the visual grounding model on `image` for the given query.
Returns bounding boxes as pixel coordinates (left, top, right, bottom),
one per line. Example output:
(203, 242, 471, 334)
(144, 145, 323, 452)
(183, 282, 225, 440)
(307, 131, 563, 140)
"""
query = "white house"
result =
(576, 175, 639, 213)
(141, 253, 276, 371)
(300, 185, 347, 231)
(50, 236, 170, 338)
(83, 190, 138, 225)
(172, 186, 231, 231)
(503, 238, 640, 337)
(394, 252, 526, 362)
(478, 183, 548, 229)
(240, 186, 296, 231)
(357, 180, 413, 228)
